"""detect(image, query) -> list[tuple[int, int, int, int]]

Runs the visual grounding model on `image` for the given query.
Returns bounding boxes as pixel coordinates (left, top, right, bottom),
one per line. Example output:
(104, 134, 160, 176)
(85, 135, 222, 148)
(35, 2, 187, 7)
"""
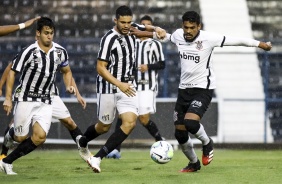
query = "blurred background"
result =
(0, 0, 281, 146)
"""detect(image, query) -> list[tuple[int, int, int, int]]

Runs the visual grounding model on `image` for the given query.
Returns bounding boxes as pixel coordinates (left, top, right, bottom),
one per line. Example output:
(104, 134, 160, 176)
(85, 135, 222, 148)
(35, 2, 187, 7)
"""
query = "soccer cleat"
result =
(0, 160, 17, 175)
(76, 135, 93, 162)
(87, 156, 101, 173)
(179, 159, 201, 172)
(3, 131, 14, 149)
(0, 154, 7, 160)
(202, 137, 214, 166)
(106, 149, 121, 159)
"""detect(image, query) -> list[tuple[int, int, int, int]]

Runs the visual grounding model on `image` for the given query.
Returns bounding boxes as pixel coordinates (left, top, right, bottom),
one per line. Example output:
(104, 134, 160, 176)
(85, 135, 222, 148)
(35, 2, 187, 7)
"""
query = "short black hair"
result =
(115, 5, 132, 19)
(182, 11, 201, 25)
(140, 15, 153, 24)
(37, 17, 55, 32)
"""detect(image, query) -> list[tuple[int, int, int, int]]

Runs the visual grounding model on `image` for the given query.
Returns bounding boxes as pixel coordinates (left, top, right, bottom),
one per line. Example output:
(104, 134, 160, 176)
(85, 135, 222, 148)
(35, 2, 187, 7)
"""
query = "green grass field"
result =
(0, 149, 281, 184)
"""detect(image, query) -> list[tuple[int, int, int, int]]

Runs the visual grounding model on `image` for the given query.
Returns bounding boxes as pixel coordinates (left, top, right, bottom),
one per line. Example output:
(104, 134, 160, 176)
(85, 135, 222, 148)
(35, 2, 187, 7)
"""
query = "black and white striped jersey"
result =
(135, 38, 165, 92)
(11, 41, 69, 104)
(96, 28, 136, 94)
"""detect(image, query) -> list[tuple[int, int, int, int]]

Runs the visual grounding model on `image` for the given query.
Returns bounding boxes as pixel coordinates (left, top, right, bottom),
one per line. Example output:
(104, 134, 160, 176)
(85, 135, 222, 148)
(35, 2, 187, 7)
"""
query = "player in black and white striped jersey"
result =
(76, 6, 166, 173)
(0, 17, 75, 175)
(76, 6, 138, 173)
(107, 15, 166, 159)
(0, 61, 86, 161)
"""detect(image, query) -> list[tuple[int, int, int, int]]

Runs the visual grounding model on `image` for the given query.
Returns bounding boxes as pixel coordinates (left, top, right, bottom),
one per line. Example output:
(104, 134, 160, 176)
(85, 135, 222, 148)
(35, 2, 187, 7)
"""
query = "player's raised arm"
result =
(0, 62, 12, 96)
(0, 16, 40, 36)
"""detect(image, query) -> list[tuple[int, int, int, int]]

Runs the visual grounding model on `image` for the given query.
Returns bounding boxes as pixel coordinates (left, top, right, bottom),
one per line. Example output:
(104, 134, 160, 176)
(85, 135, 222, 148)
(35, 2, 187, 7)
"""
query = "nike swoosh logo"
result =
(178, 43, 190, 45)
(154, 153, 163, 159)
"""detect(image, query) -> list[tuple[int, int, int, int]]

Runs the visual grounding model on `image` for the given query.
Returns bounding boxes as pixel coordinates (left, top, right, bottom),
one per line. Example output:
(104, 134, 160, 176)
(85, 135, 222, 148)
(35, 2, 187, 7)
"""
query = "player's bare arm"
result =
(0, 62, 12, 96)
(97, 59, 136, 97)
(3, 70, 16, 115)
(130, 27, 153, 38)
(0, 16, 40, 36)
(144, 25, 166, 39)
(71, 77, 86, 109)
(60, 66, 76, 95)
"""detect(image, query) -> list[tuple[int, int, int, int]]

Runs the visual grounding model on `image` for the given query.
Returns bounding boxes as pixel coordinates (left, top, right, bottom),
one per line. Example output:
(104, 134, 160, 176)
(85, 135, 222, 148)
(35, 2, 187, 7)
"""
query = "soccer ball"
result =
(150, 141, 174, 164)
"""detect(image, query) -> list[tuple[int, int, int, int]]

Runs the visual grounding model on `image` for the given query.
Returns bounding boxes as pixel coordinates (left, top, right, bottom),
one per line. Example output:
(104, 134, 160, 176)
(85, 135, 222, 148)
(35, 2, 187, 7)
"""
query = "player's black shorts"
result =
(174, 88, 214, 125)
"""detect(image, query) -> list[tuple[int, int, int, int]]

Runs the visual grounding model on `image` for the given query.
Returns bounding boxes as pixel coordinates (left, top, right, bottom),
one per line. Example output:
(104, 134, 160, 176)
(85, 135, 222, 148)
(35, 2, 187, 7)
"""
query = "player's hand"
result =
(66, 86, 76, 95)
(24, 16, 41, 28)
(3, 99, 12, 116)
(77, 95, 87, 109)
(155, 27, 166, 39)
(118, 82, 136, 97)
(138, 64, 148, 73)
(259, 41, 272, 51)
(0, 89, 2, 96)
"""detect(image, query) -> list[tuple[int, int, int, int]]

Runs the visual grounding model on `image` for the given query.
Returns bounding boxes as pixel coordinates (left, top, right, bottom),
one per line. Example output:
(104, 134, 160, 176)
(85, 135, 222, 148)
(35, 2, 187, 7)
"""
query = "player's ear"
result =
(198, 23, 202, 30)
(36, 30, 40, 37)
(114, 18, 117, 24)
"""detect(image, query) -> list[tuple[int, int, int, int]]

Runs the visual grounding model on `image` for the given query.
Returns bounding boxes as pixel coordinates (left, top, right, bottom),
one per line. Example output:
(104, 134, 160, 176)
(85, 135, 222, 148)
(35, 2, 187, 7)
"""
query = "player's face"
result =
(36, 26, 54, 47)
(182, 21, 201, 42)
(140, 19, 152, 26)
(114, 16, 132, 35)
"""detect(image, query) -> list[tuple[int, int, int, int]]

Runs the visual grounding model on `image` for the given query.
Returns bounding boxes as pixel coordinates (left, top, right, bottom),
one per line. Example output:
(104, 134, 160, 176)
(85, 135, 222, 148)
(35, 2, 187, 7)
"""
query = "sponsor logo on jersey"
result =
(191, 100, 202, 108)
(179, 52, 200, 63)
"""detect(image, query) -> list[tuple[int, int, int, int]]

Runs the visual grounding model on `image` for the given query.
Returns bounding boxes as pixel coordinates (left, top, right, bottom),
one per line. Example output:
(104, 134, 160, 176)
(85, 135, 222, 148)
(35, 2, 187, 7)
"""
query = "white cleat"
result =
(75, 135, 92, 162)
(87, 157, 101, 173)
(0, 160, 17, 175)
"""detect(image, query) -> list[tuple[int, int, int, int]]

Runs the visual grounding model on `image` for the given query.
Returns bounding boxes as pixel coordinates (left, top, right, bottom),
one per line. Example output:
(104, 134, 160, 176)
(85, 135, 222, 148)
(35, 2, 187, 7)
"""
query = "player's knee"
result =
(96, 121, 111, 133)
(174, 129, 188, 144)
(184, 119, 200, 134)
(31, 133, 47, 145)
(60, 117, 76, 130)
(14, 135, 28, 143)
(138, 114, 149, 125)
(121, 121, 136, 134)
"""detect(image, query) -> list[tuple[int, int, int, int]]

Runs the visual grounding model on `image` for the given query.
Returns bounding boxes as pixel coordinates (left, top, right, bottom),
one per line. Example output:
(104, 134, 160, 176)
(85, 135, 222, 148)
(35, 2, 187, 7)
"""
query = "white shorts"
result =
(13, 101, 52, 136)
(51, 95, 70, 122)
(97, 92, 139, 124)
(138, 90, 157, 115)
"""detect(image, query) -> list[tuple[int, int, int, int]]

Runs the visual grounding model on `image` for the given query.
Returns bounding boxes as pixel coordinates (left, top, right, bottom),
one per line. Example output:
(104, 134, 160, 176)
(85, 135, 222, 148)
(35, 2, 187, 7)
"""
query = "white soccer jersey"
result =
(165, 29, 260, 89)
(135, 38, 165, 91)
(12, 41, 69, 104)
(169, 29, 224, 89)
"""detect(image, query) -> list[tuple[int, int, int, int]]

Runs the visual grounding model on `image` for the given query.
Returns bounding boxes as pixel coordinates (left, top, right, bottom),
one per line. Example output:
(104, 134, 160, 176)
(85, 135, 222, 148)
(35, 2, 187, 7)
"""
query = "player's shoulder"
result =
(171, 28, 184, 42)
(173, 28, 184, 36)
(53, 42, 64, 49)
(19, 41, 38, 54)
(53, 42, 67, 52)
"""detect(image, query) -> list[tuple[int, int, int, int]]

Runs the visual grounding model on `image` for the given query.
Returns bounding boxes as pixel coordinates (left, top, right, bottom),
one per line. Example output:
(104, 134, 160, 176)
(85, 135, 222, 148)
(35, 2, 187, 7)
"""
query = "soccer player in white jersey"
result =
(0, 16, 40, 36)
(107, 15, 166, 159)
(135, 11, 272, 172)
(75, 6, 165, 173)
(0, 17, 75, 175)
